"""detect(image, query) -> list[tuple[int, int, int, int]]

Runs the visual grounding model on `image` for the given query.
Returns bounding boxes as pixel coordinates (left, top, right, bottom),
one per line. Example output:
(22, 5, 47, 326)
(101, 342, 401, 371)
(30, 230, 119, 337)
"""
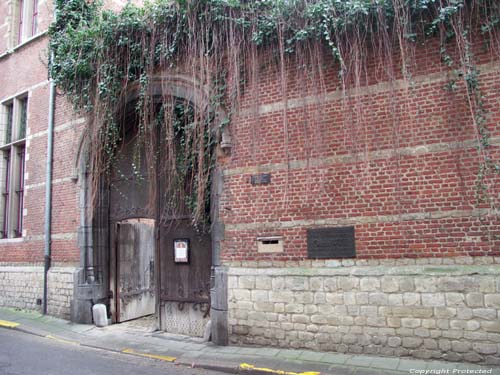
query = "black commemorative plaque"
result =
(307, 226, 355, 259)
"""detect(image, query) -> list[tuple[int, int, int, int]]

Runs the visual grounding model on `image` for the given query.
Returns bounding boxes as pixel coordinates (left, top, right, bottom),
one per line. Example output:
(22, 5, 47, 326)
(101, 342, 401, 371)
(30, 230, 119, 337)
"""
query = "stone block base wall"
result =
(227, 257, 500, 365)
(0, 266, 76, 320)
(47, 267, 77, 319)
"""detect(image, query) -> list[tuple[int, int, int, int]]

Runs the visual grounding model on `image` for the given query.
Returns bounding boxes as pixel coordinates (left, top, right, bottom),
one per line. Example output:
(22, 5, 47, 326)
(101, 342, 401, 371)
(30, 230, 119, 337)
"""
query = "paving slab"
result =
(177, 351, 204, 361)
(320, 353, 352, 365)
(299, 351, 326, 362)
(274, 349, 304, 360)
(369, 357, 400, 370)
(68, 323, 95, 334)
(147, 339, 191, 351)
(211, 346, 241, 354)
(173, 342, 205, 351)
(398, 359, 430, 372)
(251, 347, 281, 357)
(345, 355, 374, 368)
(235, 347, 264, 356)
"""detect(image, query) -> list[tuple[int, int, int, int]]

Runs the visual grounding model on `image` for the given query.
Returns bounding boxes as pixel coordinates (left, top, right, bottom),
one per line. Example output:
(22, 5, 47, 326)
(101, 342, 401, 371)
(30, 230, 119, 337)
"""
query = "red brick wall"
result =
(0, 0, 82, 264)
(2, 2, 499, 267)
(220, 40, 500, 263)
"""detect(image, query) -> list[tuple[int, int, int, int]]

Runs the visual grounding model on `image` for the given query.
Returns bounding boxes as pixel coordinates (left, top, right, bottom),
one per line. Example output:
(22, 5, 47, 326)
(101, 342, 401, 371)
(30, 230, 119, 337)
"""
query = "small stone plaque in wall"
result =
(307, 226, 355, 259)
(250, 173, 271, 185)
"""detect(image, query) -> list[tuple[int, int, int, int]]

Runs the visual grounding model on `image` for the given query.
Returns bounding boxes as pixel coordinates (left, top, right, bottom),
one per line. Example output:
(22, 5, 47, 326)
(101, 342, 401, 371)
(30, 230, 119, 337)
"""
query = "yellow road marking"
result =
(122, 348, 176, 362)
(0, 320, 20, 328)
(45, 335, 79, 345)
(239, 363, 320, 375)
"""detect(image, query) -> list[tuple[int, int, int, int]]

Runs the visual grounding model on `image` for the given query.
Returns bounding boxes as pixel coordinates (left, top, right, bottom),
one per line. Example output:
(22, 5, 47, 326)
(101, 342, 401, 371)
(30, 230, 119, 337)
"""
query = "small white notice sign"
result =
(174, 239, 189, 263)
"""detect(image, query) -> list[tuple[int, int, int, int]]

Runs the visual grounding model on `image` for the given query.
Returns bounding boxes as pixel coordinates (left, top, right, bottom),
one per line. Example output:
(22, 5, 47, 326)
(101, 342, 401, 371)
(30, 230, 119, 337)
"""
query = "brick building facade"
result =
(0, 0, 80, 316)
(1, 0, 499, 365)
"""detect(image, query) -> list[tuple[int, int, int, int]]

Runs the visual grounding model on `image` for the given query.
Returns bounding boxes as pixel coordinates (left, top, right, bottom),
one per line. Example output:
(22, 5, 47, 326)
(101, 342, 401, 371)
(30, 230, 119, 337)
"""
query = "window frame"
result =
(31, 0, 39, 37)
(12, 0, 39, 47)
(0, 95, 28, 239)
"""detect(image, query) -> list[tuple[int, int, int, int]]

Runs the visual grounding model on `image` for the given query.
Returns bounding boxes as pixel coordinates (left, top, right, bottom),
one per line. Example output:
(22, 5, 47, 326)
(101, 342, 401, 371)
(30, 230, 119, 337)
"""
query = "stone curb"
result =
(0, 320, 53, 340)
(192, 362, 239, 374)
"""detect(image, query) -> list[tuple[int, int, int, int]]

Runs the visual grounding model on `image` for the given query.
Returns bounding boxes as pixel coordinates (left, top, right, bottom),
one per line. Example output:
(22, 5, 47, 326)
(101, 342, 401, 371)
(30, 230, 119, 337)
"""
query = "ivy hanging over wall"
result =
(49, 0, 500, 224)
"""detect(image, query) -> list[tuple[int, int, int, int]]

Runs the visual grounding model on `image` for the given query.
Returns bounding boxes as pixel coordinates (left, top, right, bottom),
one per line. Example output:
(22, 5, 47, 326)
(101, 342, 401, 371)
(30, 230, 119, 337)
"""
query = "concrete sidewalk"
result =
(0, 307, 498, 375)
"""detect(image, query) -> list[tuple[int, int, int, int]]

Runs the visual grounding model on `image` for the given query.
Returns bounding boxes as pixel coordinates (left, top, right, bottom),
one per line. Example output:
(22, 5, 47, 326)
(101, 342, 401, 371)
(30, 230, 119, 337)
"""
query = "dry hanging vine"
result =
(49, 0, 500, 225)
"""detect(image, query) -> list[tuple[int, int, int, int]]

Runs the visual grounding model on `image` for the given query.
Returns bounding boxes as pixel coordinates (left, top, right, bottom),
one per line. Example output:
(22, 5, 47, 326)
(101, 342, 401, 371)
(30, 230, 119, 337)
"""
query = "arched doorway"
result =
(73, 74, 230, 341)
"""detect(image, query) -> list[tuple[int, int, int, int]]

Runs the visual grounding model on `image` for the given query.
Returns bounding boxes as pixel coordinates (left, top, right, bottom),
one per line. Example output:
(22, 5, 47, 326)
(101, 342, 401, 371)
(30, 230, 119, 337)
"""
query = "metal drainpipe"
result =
(43, 2, 57, 313)
(43, 66, 55, 315)
(43, 0, 60, 316)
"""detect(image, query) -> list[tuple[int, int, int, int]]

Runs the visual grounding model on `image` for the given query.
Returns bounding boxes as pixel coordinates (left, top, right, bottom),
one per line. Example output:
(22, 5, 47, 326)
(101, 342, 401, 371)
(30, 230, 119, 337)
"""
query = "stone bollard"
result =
(92, 304, 108, 327)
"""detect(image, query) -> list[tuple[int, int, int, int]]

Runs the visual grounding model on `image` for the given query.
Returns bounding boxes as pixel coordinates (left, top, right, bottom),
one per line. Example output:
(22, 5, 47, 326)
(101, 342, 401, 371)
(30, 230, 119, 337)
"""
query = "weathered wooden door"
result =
(116, 221, 155, 322)
(158, 220, 212, 336)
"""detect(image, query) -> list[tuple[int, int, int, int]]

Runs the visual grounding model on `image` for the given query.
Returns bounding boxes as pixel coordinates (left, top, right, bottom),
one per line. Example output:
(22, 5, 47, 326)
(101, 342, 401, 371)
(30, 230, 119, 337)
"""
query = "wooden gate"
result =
(115, 220, 155, 322)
